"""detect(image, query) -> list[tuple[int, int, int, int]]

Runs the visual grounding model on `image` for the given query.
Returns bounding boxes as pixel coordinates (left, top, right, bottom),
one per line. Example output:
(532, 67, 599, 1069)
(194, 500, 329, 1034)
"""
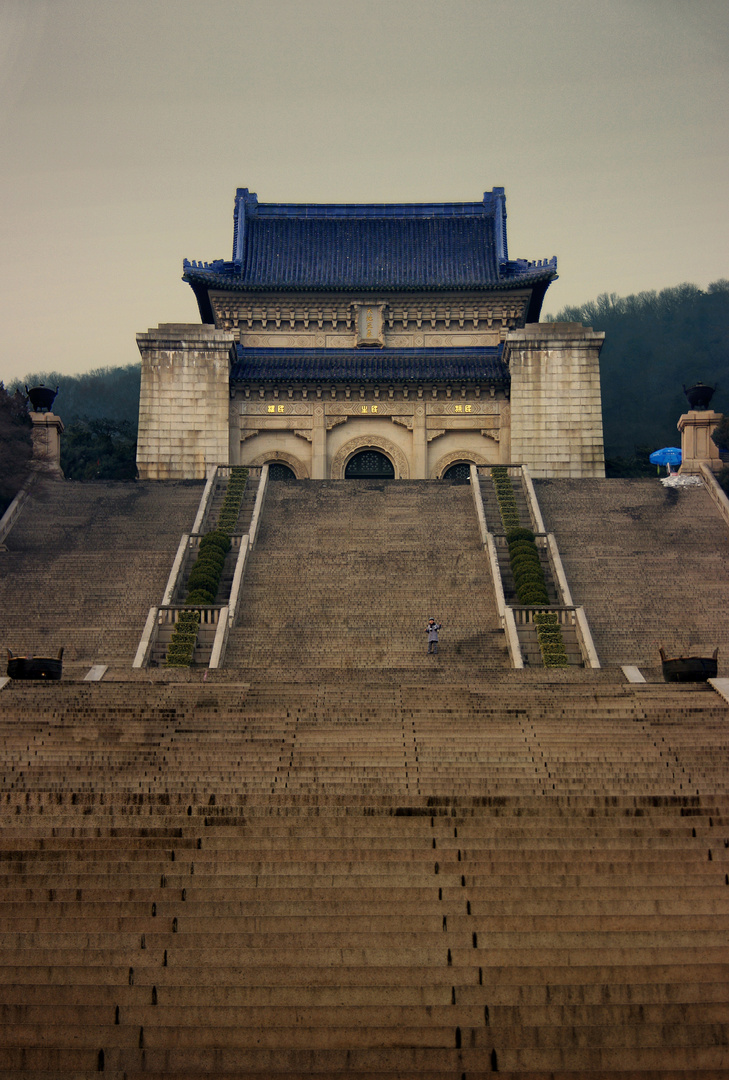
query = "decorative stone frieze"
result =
(212, 291, 531, 344)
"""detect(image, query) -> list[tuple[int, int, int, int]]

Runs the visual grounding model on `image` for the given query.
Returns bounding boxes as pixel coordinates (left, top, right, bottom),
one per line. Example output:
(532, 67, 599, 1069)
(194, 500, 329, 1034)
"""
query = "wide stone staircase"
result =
(534, 479, 729, 676)
(0, 675, 728, 1077)
(225, 480, 508, 681)
(1, 475, 729, 1076)
(0, 479, 204, 678)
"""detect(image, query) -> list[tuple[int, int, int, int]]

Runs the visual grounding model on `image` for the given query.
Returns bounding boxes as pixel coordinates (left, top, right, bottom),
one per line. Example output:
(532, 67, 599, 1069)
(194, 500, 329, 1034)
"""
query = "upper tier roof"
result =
(183, 188, 557, 320)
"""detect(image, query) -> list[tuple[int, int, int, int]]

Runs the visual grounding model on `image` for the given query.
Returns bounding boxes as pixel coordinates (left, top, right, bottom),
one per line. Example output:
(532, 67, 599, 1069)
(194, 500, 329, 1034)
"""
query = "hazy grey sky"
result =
(1, 0, 727, 383)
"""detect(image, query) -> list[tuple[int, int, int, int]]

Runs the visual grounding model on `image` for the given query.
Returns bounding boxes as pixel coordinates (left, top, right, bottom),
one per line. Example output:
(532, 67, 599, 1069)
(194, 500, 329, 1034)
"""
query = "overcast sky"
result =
(1, 0, 727, 384)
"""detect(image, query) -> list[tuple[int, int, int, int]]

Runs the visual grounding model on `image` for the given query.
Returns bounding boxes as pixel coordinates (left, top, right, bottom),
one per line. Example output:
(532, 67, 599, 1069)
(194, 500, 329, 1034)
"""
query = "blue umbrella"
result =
(649, 447, 682, 466)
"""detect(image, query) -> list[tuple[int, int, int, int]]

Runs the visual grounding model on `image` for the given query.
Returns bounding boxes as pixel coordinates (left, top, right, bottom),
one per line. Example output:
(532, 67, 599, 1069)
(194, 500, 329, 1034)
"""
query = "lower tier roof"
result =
(230, 346, 509, 384)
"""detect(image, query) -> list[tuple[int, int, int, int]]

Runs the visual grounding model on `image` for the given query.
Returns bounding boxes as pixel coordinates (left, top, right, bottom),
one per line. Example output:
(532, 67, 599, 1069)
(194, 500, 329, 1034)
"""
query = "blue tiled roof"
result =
(183, 187, 557, 296)
(230, 347, 509, 384)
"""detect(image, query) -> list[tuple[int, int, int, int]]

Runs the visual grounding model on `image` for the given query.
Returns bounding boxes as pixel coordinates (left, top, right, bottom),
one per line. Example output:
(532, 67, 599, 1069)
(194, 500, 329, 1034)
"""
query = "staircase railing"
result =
(471, 464, 600, 670)
(133, 465, 268, 670)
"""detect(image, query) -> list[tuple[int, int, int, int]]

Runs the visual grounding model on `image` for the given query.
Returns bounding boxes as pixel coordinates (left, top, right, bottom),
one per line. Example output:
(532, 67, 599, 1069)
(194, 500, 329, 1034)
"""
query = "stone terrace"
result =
(0, 479, 203, 677)
(535, 479, 729, 675)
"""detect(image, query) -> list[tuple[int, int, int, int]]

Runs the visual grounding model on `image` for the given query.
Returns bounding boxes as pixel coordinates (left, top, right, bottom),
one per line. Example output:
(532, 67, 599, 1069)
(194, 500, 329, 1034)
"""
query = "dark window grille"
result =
(344, 451, 395, 478)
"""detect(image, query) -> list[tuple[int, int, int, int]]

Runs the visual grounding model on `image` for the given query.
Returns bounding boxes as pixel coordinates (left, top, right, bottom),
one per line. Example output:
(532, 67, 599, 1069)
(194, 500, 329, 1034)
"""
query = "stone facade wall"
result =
(506, 323, 605, 478)
(231, 393, 509, 479)
(136, 324, 235, 480)
(135, 322, 608, 480)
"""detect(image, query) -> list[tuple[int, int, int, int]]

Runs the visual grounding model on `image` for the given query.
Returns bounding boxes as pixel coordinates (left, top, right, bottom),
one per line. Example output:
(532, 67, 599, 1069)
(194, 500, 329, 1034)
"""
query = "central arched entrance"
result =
(344, 449, 395, 479)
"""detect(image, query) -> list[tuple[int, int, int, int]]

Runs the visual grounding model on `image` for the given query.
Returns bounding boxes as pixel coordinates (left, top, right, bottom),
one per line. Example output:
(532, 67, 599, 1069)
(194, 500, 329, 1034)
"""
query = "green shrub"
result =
(185, 588, 216, 605)
(533, 611, 569, 667)
(511, 552, 542, 571)
(200, 530, 231, 555)
(187, 572, 220, 597)
(513, 569, 542, 584)
(533, 611, 559, 626)
(508, 540, 538, 560)
(514, 577, 544, 592)
(164, 609, 201, 667)
(194, 552, 225, 574)
(506, 527, 535, 544)
(543, 654, 569, 667)
(517, 586, 549, 605)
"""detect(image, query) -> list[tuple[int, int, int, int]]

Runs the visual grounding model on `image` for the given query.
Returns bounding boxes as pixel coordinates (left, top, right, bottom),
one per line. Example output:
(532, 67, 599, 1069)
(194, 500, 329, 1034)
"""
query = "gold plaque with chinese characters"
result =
(356, 305, 384, 347)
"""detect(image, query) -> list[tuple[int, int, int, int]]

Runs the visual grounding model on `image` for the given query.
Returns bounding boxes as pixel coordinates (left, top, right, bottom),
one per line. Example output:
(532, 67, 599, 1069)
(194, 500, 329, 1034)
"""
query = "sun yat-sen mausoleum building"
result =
(136, 188, 605, 480)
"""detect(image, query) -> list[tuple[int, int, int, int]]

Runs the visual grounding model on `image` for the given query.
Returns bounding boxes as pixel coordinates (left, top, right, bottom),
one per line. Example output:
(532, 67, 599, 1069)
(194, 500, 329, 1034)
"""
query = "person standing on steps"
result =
(426, 618, 442, 655)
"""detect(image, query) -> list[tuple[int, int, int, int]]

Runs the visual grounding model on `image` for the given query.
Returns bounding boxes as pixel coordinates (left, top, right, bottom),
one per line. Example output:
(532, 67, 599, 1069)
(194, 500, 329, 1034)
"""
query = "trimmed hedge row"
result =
(184, 468, 248, 606)
(490, 468, 550, 607)
(490, 467, 570, 665)
(533, 611, 569, 668)
(217, 467, 249, 533)
(164, 610, 201, 667)
(163, 467, 248, 666)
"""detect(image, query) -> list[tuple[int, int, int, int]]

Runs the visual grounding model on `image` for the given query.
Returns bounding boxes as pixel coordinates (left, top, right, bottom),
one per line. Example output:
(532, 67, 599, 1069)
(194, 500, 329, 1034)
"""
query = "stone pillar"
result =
(505, 323, 605, 478)
(136, 324, 235, 480)
(311, 404, 326, 478)
(677, 411, 724, 474)
(413, 404, 427, 479)
(30, 412, 64, 478)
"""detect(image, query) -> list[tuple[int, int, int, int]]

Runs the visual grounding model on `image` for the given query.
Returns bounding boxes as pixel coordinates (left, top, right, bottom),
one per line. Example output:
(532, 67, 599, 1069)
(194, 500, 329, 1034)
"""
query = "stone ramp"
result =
(0, 479, 203, 676)
(0, 679, 728, 1076)
(226, 480, 507, 680)
(534, 479, 729, 673)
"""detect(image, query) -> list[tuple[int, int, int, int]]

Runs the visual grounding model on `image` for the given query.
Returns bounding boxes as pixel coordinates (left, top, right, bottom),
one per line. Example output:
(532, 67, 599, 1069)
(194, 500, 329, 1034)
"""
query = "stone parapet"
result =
(137, 324, 235, 480)
(505, 323, 605, 478)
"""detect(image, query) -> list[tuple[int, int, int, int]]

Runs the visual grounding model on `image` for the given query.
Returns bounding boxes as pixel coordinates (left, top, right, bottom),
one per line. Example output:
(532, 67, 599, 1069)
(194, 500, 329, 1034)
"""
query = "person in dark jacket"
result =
(426, 618, 442, 654)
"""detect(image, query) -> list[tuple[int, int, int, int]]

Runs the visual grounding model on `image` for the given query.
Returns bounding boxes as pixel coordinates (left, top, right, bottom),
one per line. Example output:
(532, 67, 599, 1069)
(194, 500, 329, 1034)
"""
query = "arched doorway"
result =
(268, 463, 297, 481)
(442, 462, 471, 483)
(344, 450, 395, 479)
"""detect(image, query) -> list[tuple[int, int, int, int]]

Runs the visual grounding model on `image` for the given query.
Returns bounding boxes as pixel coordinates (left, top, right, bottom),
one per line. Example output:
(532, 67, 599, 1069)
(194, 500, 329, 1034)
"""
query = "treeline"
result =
(0, 384, 33, 515)
(6, 365, 141, 427)
(545, 280, 729, 474)
(4, 365, 140, 484)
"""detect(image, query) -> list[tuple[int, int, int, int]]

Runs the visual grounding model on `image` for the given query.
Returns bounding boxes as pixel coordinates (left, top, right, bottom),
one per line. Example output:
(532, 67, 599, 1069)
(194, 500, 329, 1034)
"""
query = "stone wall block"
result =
(137, 324, 236, 480)
(506, 323, 606, 478)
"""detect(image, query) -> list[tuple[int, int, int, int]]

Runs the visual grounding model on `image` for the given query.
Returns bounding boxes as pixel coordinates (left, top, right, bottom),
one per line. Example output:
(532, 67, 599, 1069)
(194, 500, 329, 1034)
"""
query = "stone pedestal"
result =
(30, 412, 64, 477)
(677, 410, 723, 474)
